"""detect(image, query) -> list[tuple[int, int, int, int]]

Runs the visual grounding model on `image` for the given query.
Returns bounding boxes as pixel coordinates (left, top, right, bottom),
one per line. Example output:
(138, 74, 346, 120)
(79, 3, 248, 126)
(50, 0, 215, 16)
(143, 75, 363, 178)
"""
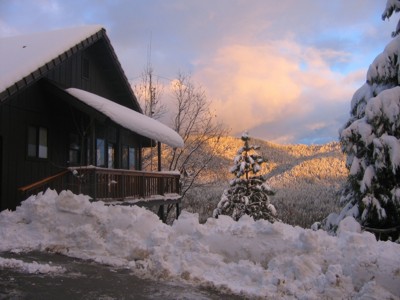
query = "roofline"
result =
(0, 29, 101, 102)
(0, 27, 142, 112)
(100, 30, 142, 113)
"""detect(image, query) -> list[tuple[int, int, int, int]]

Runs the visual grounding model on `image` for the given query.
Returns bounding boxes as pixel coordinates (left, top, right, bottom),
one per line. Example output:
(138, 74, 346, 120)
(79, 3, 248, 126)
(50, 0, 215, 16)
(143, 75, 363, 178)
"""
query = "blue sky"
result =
(0, 0, 397, 144)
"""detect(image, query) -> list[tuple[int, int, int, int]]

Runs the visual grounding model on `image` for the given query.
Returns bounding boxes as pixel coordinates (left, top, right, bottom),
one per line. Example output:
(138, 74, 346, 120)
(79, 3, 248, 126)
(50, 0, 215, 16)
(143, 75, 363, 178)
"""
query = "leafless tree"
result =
(133, 65, 166, 120)
(164, 72, 229, 199)
(133, 65, 167, 171)
(134, 69, 229, 221)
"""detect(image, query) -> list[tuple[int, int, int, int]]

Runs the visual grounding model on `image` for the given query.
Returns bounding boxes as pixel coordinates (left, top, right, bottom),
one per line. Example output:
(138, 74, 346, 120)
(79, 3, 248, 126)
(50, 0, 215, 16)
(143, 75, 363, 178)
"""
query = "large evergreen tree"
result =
(213, 133, 278, 222)
(322, 0, 400, 240)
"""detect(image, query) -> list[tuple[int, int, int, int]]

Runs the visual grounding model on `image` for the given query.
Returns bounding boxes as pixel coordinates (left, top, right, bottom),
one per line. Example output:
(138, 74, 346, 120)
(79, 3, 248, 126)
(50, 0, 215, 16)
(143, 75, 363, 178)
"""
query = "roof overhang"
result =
(0, 26, 142, 112)
(65, 88, 184, 148)
(0, 26, 104, 102)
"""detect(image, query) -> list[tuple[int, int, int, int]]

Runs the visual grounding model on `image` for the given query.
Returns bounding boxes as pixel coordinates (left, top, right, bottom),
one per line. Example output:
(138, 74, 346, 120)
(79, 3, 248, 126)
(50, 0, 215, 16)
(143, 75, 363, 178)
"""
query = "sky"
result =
(0, 0, 397, 144)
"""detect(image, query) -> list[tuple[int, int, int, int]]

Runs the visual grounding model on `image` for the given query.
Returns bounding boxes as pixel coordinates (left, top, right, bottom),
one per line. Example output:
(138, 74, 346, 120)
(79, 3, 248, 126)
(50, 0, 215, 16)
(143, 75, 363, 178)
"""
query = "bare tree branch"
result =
(133, 65, 166, 120)
(164, 72, 230, 200)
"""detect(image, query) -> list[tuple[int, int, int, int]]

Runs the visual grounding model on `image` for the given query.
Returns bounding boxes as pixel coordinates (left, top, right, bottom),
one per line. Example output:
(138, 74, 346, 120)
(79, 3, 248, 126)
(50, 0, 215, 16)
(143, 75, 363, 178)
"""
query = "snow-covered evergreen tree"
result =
(320, 0, 400, 241)
(213, 133, 278, 222)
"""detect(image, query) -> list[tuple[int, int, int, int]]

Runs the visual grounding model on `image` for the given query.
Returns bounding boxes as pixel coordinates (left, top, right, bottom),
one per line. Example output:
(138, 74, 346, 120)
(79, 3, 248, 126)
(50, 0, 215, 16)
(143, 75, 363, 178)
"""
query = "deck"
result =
(19, 166, 182, 221)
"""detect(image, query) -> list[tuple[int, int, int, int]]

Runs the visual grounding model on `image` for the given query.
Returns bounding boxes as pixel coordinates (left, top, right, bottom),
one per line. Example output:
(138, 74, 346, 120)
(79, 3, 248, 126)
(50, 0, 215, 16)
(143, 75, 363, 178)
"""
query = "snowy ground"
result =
(0, 190, 399, 299)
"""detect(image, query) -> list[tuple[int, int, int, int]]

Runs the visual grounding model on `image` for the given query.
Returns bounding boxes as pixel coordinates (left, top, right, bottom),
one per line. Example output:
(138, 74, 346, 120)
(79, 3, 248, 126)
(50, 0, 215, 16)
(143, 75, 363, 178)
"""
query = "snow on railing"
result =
(19, 166, 181, 202)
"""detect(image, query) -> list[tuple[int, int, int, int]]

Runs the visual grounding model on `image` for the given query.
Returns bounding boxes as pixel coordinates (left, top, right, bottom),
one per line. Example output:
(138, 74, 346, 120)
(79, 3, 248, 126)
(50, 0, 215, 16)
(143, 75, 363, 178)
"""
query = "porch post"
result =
(90, 118, 96, 166)
(176, 203, 180, 219)
(90, 119, 97, 201)
(158, 204, 165, 223)
(138, 143, 143, 171)
(157, 141, 161, 171)
(93, 168, 97, 201)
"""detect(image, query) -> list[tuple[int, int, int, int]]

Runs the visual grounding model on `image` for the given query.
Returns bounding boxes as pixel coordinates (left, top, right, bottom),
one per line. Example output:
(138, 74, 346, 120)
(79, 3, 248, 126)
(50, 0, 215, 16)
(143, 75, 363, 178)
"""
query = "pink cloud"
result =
(192, 39, 364, 143)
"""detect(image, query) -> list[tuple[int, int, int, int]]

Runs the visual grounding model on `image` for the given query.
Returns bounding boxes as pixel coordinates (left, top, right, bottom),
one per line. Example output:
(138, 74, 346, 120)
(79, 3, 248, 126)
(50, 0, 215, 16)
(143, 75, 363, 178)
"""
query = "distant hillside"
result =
(184, 136, 348, 228)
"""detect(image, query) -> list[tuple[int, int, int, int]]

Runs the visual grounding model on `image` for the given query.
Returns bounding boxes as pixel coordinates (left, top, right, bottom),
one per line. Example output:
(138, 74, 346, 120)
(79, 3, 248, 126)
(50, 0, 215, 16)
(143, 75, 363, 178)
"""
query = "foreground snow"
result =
(0, 190, 399, 299)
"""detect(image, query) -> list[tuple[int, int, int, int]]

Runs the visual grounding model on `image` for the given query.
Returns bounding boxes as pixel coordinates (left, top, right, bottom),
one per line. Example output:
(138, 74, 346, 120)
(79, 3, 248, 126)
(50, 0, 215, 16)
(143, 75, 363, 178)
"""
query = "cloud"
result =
(193, 39, 364, 143)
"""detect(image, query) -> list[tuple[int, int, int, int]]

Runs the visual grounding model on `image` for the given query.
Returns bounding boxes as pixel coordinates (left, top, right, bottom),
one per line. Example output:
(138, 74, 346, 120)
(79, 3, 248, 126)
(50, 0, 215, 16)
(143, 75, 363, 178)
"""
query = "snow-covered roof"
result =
(66, 88, 184, 148)
(0, 25, 103, 94)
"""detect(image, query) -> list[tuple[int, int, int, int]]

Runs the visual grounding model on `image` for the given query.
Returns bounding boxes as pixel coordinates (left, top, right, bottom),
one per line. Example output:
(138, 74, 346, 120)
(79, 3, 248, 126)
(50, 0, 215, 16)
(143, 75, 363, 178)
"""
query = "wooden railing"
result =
(19, 166, 181, 202)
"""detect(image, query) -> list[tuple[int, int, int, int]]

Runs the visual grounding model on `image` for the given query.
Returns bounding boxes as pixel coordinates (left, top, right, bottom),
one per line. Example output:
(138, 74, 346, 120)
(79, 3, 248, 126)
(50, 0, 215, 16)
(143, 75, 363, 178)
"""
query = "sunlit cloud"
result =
(194, 43, 300, 129)
(193, 39, 364, 143)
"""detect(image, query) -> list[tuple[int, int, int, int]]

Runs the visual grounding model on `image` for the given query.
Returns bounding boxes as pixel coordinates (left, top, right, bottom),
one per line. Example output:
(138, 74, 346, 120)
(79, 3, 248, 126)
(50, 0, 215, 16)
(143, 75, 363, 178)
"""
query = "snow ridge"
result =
(0, 189, 399, 299)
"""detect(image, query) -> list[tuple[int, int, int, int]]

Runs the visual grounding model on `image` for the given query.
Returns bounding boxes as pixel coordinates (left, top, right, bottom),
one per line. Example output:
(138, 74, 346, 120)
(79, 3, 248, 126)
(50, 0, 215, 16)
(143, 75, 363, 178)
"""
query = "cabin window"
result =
(69, 133, 80, 165)
(27, 127, 37, 157)
(96, 138, 105, 167)
(82, 57, 90, 79)
(122, 146, 128, 169)
(27, 126, 48, 159)
(129, 147, 136, 170)
(122, 145, 135, 170)
(108, 143, 115, 168)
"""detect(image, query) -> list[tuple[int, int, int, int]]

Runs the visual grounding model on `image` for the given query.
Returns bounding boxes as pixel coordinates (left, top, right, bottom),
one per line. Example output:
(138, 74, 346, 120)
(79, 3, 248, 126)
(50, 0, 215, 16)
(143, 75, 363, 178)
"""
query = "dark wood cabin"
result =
(0, 26, 183, 219)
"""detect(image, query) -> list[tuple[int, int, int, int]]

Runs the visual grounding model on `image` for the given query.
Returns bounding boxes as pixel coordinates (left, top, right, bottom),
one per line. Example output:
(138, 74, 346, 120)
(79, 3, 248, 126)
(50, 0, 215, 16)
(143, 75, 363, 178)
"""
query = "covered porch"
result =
(19, 166, 181, 221)
(18, 83, 184, 221)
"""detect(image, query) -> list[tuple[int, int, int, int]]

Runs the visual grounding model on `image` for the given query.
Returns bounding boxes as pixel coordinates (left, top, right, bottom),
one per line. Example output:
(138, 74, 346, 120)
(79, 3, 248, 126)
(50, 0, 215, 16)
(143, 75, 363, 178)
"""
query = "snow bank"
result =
(1, 190, 399, 299)
(0, 257, 65, 274)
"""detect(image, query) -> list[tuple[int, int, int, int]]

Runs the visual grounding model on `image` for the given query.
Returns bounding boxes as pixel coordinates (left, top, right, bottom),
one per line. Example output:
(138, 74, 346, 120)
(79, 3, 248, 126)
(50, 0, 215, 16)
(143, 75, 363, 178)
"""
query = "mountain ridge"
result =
(185, 136, 348, 228)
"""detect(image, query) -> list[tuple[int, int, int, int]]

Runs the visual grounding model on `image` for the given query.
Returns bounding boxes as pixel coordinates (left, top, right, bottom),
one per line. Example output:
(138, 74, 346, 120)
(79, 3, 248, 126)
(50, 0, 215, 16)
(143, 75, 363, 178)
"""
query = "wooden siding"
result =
(0, 84, 74, 210)
(43, 39, 139, 111)
(0, 84, 149, 209)
(0, 35, 154, 210)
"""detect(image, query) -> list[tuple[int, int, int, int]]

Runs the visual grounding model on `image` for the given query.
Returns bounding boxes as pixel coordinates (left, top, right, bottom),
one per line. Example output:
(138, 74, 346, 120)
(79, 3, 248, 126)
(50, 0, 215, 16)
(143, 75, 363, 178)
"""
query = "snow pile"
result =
(0, 190, 399, 299)
(0, 257, 65, 274)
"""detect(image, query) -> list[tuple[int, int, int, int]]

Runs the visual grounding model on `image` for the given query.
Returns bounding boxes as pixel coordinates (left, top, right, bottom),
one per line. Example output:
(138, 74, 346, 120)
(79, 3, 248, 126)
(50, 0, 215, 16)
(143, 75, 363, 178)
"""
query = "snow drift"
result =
(0, 189, 399, 299)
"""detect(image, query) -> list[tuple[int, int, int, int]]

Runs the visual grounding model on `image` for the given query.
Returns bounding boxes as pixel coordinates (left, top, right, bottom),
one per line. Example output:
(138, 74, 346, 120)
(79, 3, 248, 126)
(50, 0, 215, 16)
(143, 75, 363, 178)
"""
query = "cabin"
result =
(0, 25, 184, 219)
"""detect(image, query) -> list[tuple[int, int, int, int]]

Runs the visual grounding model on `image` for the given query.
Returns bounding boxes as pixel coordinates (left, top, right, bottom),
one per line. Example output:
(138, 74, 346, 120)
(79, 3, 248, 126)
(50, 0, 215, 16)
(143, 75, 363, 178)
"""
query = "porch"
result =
(19, 166, 181, 221)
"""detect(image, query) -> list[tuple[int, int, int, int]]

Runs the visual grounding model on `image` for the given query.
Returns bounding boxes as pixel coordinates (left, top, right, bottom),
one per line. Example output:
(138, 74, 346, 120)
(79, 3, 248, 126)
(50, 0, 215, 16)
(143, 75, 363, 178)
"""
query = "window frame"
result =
(122, 145, 136, 170)
(27, 125, 48, 160)
(107, 143, 115, 169)
(68, 133, 81, 165)
(96, 138, 106, 167)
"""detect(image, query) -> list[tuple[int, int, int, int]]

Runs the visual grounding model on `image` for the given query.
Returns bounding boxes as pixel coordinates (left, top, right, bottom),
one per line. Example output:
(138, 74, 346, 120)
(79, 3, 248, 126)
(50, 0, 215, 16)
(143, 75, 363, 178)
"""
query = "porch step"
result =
(99, 193, 182, 223)
(99, 193, 181, 208)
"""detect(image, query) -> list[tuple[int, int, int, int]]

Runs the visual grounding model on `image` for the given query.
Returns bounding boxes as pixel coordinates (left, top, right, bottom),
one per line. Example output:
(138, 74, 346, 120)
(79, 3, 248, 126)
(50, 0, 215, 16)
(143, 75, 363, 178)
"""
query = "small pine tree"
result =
(213, 133, 278, 222)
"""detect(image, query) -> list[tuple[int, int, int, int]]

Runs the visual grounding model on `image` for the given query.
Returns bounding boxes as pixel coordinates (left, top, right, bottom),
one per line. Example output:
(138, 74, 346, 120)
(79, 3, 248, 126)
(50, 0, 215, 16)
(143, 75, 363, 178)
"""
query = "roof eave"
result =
(101, 32, 143, 114)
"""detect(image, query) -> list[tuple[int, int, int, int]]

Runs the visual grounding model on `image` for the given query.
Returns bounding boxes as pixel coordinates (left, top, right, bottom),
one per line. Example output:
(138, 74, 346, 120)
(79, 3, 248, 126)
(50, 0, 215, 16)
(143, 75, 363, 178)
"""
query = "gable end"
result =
(0, 30, 104, 103)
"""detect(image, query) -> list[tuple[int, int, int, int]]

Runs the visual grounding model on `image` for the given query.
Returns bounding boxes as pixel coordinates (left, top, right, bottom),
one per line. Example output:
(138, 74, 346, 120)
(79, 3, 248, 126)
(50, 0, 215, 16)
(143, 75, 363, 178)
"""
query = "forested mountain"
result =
(184, 136, 348, 228)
